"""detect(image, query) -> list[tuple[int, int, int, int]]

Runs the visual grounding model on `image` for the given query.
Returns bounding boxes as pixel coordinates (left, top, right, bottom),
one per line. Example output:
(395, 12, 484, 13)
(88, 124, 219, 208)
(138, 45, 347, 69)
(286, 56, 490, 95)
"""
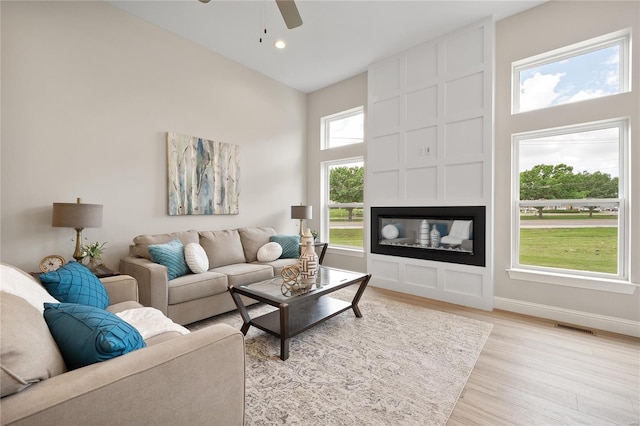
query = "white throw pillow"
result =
(0, 264, 59, 313)
(184, 243, 209, 274)
(257, 242, 283, 263)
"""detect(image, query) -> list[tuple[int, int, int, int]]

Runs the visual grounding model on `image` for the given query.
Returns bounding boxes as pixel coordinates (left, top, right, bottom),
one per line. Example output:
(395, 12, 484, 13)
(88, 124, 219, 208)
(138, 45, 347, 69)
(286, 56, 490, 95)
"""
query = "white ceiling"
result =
(109, 0, 545, 93)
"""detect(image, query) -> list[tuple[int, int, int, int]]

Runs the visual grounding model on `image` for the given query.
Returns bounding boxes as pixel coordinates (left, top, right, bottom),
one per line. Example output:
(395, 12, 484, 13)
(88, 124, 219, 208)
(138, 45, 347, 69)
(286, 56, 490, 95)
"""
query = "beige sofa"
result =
(120, 226, 299, 325)
(0, 264, 245, 426)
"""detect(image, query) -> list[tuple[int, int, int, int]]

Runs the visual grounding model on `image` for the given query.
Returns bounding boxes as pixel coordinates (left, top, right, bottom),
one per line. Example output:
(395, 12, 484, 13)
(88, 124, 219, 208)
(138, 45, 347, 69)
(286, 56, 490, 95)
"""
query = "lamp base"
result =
(73, 228, 85, 262)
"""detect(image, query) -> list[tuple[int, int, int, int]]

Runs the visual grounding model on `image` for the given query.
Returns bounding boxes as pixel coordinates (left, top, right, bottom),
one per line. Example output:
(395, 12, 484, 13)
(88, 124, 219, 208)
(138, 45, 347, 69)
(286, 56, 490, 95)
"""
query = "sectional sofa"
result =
(120, 226, 300, 325)
(0, 263, 245, 425)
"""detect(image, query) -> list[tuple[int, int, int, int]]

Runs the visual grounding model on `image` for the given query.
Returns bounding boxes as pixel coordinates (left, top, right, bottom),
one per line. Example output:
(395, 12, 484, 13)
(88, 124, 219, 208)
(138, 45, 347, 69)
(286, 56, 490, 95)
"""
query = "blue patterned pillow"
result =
(43, 303, 146, 370)
(269, 234, 300, 259)
(147, 238, 189, 280)
(40, 262, 109, 309)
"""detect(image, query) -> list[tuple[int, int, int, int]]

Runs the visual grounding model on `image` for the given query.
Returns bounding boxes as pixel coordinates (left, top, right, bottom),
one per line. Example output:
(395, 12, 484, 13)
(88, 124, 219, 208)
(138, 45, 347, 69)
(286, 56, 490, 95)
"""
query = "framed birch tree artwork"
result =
(167, 132, 240, 215)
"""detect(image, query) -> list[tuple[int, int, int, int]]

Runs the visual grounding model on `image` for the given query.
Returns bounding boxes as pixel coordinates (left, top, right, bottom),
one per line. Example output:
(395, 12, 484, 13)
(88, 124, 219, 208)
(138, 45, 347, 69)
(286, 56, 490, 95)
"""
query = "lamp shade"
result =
(52, 199, 103, 229)
(291, 205, 312, 220)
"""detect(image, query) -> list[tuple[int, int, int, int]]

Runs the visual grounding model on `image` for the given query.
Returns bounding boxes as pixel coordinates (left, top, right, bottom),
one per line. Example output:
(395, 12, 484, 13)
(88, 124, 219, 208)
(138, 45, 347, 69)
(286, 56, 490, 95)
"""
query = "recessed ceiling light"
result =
(274, 40, 286, 49)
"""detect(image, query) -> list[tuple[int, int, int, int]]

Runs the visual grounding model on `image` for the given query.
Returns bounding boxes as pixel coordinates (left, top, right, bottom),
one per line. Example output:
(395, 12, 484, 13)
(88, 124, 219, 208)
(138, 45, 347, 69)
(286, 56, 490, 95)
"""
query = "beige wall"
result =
(0, 1, 307, 272)
(306, 73, 367, 272)
(495, 1, 640, 324)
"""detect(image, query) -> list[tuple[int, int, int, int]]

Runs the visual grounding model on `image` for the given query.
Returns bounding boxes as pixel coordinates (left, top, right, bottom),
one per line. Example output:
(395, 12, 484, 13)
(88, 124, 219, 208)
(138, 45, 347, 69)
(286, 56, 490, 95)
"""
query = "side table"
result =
(31, 264, 118, 280)
(314, 242, 328, 264)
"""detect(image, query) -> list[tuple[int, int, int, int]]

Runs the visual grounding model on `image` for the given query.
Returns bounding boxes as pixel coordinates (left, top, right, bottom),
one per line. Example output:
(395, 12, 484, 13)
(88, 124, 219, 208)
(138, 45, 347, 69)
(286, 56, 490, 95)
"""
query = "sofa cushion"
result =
(132, 230, 199, 260)
(257, 242, 283, 262)
(148, 239, 189, 280)
(0, 292, 67, 397)
(39, 262, 109, 309)
(269, 234, 301, 259)
(43, 303, 146, 370)
(184, 243, 209, 274)
(237, 226, 277, 262)
(0, 263, 59, 313)
(199, 229, 246, 268)
(211, 263, 273, 287)
(254, 258, 299, 277)
(167, 271, 228, 305)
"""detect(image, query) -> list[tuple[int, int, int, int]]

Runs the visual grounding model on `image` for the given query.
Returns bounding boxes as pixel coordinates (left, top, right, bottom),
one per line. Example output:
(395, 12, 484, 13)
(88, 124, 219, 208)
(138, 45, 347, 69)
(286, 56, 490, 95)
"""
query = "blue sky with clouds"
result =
(517, 44, 621, 177)
(519, 44, 620, 111)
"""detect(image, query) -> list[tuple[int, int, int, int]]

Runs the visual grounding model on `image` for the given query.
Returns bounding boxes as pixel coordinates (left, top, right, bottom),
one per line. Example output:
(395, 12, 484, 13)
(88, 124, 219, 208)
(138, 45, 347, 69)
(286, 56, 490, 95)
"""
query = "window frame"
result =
(320, 106, 365, 150)
(511, 29, 631, 114)
(510, 118, 631, 290)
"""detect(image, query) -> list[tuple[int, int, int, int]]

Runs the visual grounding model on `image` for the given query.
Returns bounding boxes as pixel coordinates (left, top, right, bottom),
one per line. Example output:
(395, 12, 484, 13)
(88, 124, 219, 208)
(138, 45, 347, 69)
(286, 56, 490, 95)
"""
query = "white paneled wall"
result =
(366, 18, 494, 310)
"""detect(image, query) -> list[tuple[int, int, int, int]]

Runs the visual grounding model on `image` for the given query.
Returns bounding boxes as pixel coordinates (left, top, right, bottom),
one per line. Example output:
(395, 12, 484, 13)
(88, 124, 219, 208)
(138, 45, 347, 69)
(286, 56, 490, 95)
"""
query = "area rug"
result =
(188, 289, 493, 425)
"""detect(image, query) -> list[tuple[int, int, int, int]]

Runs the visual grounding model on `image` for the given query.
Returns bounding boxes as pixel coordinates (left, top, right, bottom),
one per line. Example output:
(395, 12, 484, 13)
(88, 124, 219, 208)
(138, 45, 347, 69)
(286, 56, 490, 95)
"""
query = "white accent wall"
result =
(366, 19, 494, 310)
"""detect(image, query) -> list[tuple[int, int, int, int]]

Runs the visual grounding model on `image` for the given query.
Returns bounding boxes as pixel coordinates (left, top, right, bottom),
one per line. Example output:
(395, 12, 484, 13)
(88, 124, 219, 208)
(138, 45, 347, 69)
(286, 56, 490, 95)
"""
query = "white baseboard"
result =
(494, 297, 640, 338)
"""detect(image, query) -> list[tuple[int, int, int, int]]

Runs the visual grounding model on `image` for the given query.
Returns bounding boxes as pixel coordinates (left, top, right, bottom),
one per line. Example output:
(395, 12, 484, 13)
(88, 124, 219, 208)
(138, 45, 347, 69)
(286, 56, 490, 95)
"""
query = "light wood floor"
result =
(366, 287, 640, 426)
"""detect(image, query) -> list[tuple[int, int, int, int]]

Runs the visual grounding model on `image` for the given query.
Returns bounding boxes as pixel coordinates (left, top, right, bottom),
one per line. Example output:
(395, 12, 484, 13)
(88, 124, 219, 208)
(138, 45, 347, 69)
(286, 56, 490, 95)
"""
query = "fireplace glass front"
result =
(371, 206, 486, 267)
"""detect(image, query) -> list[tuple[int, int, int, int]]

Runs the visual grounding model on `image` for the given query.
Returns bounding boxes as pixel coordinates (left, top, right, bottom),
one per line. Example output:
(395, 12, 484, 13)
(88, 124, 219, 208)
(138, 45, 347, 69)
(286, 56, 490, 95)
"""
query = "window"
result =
(512, 119, 628, 280)
(320, 107, 365, 251)
(512, 30, 630, 113)
(321, 107, 364, 149)
(323, 159, 364, 250)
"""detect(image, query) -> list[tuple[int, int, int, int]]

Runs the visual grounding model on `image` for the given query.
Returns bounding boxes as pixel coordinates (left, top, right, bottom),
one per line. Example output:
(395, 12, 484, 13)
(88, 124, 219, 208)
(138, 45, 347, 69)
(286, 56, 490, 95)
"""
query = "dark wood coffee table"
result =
(229, 266, 371, 360)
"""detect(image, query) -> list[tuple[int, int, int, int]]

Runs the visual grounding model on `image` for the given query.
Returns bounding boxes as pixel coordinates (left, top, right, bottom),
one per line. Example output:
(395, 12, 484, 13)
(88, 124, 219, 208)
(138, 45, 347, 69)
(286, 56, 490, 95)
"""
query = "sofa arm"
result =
(0, 324, 245, 426)
(119, 257, 169, 315)
(100, 275, 138, 304)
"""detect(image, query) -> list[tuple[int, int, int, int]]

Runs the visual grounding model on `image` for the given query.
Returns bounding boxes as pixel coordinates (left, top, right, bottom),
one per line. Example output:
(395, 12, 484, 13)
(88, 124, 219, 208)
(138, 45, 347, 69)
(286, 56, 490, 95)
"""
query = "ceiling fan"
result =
(198, 0, 303, 30)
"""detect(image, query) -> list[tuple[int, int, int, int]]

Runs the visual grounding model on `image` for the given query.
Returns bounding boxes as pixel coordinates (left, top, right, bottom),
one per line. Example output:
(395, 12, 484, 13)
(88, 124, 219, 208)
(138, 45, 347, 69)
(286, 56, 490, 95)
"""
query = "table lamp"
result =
(52, 197, 103, 262)
(291, 204, 312, 237)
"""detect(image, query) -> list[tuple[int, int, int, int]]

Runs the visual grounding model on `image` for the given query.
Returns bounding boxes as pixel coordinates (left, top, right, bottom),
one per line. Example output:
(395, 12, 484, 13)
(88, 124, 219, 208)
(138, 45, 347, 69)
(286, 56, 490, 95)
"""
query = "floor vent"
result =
(556, 323, 595, 335)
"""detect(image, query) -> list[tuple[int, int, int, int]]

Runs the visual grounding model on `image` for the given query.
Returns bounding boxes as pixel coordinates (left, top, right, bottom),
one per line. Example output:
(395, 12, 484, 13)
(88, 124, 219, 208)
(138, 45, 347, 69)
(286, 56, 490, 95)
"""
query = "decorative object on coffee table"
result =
(430, 224, 441, 247)
(281, 265, 300, 284)
(301, 228, 314, 246)
(299, 240, 319, 288)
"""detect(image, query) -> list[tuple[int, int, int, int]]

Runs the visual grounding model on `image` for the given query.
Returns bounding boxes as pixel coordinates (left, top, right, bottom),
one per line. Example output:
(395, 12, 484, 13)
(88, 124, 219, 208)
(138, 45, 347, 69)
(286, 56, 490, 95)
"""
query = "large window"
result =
(513, 120, 628, 280)
(510, 29, 632, 287)
(321, 107, 365, 251)
(512, 30, 630, 113)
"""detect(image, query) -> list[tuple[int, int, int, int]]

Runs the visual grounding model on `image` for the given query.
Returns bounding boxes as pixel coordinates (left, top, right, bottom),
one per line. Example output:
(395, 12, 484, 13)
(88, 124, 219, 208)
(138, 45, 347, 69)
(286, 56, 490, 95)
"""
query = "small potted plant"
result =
(311, 230, 318, 242)
(82, 241, 107, 271)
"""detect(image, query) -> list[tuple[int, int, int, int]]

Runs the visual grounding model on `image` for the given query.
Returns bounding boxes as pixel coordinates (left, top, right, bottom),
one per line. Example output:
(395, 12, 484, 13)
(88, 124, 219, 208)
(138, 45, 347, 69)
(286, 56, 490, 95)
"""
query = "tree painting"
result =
(167, 132, 240, 215)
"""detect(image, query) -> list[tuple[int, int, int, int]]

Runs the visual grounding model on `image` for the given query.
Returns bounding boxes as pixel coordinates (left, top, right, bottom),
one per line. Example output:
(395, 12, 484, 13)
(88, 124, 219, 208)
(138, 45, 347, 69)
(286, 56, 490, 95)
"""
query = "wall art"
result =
(167, 132, 240, 215)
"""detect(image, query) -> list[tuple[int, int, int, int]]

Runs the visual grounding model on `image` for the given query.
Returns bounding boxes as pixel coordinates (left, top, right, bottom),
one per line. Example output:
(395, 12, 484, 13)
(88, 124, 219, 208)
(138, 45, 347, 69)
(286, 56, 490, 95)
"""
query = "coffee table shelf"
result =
(230, 266, 371, 360)
(251, 297, 351, 338)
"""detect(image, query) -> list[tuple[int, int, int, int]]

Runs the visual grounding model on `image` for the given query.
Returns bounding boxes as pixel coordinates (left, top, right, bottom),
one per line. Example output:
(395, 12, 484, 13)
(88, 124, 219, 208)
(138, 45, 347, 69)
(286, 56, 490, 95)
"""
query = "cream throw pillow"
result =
(0, 263, 59, 313)
(184, 243, 209, 274)
(257, 242, 283, 262)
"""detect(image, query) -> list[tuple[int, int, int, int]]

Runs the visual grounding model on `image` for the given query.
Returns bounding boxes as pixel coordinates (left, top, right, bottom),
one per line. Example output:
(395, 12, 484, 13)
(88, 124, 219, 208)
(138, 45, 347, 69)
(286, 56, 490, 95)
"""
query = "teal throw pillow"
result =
(269, 234, 300, 259)
(40, 261, 109, 309)
(43, 303, 146, 370)
(147, 238, 189, 280)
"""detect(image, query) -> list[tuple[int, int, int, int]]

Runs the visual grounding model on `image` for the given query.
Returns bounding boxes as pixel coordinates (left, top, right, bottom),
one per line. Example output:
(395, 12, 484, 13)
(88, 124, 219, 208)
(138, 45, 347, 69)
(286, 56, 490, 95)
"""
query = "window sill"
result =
(506, 268, 638, 294)
(327, 246, 364, 258)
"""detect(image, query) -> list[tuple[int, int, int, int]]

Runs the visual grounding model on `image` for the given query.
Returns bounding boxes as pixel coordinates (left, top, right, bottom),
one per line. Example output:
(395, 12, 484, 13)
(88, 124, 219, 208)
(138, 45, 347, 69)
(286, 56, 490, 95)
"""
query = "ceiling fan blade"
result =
(275, 0, 303, 29)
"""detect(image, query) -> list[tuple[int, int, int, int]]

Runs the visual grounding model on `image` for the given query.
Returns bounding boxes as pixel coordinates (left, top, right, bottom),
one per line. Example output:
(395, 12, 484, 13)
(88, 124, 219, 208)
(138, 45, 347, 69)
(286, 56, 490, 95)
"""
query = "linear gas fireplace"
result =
(371, 206, 486, 267)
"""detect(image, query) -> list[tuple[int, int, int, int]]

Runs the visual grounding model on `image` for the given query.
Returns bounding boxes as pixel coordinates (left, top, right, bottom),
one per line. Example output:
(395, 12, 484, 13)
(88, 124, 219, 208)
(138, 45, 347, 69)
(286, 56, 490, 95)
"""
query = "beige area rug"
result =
(188, 289, 493, 425)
